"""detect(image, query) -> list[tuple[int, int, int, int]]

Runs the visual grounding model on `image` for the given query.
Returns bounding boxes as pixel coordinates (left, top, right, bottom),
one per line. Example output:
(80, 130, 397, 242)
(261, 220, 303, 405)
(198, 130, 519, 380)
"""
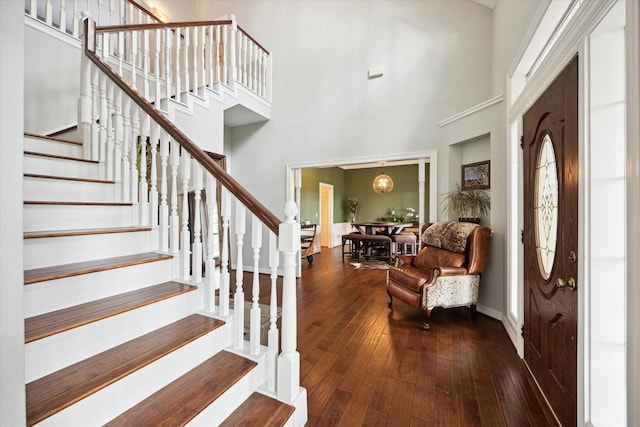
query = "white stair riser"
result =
(24, 258, 174, 317)
(24, 204, 133, 231)
(24, 177, 115, 203)
(24, 137, 83, 158)
(26, 290, 199, 382)
(24, 154, 99, 180)
(33, 323, 229, 427)
(24, 230, 154, 269)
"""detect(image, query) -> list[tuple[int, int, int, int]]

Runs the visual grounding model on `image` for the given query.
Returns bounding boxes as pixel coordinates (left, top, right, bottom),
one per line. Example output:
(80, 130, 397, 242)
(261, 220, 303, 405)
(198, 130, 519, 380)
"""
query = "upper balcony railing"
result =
(25, 0, 272, 101)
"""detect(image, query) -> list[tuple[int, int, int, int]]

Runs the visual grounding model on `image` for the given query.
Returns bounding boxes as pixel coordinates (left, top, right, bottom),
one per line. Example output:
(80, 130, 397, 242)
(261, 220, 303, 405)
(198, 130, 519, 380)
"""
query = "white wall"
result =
(196, 0, 492, 201)
(490, 1, 542, 322)
(0, 1, 26, 425)
(24, 24, 81, 134)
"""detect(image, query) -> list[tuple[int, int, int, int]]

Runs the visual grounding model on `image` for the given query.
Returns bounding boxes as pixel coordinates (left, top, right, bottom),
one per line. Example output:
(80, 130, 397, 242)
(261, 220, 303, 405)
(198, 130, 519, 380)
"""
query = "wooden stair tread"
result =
(24, 226, 152, 239)
(24, 200, 131, 206)
(220, 392, 295, 427)
(25, 281, 196, 343)
(24, 172, 114, 184)
(104, 351, 257, 427)
(26, 314, 225, 426)
(24, 150, 98, 164)
(24, 131, 82, 146)
(24, 252, 172, 284)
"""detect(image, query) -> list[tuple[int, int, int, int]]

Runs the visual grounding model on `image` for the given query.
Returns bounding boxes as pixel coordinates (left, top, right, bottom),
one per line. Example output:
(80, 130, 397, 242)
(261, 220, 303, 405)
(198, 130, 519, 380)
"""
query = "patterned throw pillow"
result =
(421, 222, 478, 253)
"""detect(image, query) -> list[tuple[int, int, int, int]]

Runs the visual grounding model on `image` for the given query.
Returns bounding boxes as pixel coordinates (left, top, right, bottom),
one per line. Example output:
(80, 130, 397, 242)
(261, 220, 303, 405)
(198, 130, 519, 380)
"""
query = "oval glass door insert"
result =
(535, 134, 558, 280)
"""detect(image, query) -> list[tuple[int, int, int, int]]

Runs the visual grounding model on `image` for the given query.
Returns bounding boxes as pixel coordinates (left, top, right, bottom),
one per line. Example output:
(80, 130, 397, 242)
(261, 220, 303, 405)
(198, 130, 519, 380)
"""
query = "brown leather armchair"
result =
(386, 221, 491, 330)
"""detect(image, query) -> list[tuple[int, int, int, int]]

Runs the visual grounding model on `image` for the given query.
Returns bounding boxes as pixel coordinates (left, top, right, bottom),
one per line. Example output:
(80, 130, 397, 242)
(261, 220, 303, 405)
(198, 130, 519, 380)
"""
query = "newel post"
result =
(277, 201, 301, 403)
(78, 14, 94, 160)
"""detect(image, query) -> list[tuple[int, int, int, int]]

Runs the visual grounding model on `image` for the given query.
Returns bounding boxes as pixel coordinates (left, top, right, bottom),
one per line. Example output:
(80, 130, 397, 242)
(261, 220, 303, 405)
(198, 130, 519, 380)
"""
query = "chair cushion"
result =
(414, 246, 466, 270)
(388, 266, 435, 293)
(421, 221, 478, 253)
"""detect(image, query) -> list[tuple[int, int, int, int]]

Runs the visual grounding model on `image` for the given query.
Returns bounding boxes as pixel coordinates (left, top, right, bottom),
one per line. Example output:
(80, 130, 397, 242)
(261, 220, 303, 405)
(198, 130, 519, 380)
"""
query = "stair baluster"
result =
(164, 27, 172, 105)
(159, 130, 169, 252)
(113, 86, 123, 200)
(192, 161, 203, 284)
(233, 199, 246, 350)
(250, 216, 262, 355)
(129, 104, 140, 223)
(183, 27, 191, 97)
(169, 140, 179, 256)
(215, 25, 221, 85)
(139, 114, 150, 225)
(200, 26, 206, 90)
(204, 172, 219, 311)
(148, 123, 159, 233)
(154, 29, 161, 106)
(180, 150, 191, 280)
(121, 96, 131, 202)
(105, 80, 115, 181)
(220, 188, 231, 317)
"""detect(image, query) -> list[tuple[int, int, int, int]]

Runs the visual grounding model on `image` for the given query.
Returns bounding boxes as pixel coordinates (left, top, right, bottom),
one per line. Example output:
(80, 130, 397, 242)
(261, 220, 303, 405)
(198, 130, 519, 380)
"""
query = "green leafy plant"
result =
(346, 196, 359, 222)
(442, 183, 490, 219)
(346, 196, 359, 213)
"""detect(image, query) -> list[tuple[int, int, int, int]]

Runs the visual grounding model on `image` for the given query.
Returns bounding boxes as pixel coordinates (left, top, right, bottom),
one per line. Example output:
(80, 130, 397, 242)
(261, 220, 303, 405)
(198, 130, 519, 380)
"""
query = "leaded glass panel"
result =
(535, 134, 558, 280)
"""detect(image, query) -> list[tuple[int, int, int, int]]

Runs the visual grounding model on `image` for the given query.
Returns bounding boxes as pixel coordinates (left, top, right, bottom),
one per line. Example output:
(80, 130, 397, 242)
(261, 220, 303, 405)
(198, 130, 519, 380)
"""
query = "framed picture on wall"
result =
(461, 160, 490, 189)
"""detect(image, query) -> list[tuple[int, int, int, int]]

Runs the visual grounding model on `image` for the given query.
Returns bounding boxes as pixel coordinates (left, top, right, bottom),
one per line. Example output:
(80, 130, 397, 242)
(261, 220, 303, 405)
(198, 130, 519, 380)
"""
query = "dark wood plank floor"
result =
(292, 247, 556, 427)
(233, 246, 556, 426)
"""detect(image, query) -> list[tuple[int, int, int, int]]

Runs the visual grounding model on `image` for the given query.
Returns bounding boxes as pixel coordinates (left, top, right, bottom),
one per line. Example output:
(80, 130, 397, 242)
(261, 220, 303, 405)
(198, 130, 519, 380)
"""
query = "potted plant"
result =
(346, 196, 359, 223)
(441, 183, 490, 223)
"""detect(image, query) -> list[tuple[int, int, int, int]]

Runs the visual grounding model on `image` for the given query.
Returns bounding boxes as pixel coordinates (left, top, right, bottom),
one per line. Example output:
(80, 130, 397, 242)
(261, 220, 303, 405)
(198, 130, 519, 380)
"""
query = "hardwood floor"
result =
(292, 247, 557, 427)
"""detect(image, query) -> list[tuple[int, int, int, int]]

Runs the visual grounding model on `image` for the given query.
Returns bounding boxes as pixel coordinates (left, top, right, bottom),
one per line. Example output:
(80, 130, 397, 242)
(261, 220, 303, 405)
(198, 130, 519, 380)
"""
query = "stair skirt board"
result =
(23, 229, 154, 270)
(27, 319, 230, 426)
(24, 152, 99, 180)
(23, 175, 116, 203)
(24, 203, 134, 231)
(24, 258, 174, 317)
(25, 289, 199, 383)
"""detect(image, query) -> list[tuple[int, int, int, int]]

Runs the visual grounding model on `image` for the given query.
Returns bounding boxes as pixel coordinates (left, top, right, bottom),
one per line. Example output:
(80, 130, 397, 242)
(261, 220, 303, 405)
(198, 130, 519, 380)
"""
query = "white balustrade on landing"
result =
(26, 0, 160, 38)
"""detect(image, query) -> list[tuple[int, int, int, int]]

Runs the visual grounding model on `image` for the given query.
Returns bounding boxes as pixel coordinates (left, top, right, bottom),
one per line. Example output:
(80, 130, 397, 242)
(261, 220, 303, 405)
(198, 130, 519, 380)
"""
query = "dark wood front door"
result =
(522, 56, 578, 427)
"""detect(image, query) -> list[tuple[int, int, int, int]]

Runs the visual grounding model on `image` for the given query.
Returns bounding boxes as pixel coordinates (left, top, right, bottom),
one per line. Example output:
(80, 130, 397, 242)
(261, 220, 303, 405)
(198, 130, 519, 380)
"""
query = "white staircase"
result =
(22, 2, 307, 424)
(22, 133, 289, 426)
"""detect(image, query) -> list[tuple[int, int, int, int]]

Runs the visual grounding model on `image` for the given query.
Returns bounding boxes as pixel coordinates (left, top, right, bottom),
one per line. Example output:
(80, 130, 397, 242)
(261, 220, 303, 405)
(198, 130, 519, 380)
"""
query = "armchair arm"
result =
(435, 266, 468, 276)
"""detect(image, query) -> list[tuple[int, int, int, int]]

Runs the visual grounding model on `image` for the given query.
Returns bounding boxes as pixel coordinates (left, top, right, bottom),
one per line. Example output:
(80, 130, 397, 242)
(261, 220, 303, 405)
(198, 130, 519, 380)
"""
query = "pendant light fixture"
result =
(372, 165, 394, 194)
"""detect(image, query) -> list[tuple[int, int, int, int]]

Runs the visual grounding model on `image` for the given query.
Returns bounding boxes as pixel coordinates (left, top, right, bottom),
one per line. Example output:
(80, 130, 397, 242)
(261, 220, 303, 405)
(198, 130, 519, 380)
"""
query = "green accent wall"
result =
(300, 167, 346, 223)
(300, 164, 429, 224)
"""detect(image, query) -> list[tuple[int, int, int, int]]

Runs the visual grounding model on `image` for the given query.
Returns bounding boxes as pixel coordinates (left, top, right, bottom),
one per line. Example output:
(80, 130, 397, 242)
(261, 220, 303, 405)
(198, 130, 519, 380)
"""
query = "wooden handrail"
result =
(84, 19, 281, 235)
(95, 20, 270, 56)
(126, 0, 162, 23)
(238, 25, 270, 55)
(95, 20, 233, 34)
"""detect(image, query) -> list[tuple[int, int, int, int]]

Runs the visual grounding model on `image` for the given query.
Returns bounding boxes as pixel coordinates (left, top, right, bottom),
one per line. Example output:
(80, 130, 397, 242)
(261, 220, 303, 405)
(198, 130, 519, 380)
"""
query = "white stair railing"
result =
(25, 0, 160, 38)
(79, 17, 303, 409)
(26, 1, 272, 103)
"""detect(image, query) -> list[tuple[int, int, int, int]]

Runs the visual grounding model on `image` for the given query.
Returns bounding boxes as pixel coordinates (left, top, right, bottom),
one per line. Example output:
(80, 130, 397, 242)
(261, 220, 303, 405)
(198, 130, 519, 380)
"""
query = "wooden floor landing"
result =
(293, 247, 557, 427)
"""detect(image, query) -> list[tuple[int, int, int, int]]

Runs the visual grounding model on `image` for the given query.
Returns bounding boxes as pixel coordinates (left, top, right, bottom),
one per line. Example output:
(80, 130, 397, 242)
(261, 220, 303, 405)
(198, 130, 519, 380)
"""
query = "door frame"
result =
(319, 183, 333, 247)
(506, 0, 639, 425)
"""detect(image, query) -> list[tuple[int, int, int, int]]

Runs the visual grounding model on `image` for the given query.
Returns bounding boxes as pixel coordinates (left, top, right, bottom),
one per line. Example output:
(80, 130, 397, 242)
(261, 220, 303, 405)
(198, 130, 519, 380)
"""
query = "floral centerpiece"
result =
(347, 196, 359, 222)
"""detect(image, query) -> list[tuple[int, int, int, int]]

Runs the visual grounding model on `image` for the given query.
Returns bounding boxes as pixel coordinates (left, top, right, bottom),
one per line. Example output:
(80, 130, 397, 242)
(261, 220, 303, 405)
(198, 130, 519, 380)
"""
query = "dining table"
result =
(351, 221, 414, 236)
